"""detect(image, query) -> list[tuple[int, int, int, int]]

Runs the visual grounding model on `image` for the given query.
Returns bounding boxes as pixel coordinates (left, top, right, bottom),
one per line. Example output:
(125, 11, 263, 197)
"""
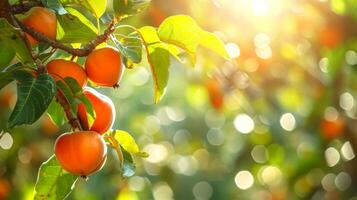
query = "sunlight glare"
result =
(252, 0, 269, 16)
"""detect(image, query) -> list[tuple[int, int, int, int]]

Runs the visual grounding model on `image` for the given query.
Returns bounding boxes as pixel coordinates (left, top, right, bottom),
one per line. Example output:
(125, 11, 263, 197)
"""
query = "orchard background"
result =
(0, 0, 357, 199)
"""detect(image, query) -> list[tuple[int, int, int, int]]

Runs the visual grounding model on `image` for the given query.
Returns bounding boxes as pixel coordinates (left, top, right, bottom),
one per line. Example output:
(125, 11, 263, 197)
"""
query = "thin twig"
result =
(55, 91, 83, 131)
(11, 1, 43, 14)
(16, 19, 116, 57)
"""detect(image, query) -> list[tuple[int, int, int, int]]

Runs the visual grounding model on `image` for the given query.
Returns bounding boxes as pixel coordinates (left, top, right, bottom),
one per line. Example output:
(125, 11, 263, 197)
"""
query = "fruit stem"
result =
(107, 135, 124, 172)
(80, 175, 88, 181)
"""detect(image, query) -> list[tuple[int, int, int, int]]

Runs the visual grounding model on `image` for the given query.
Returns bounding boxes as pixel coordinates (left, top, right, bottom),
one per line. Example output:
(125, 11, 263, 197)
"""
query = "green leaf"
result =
(0, 72, 14, 90)
(41, 0, 68, 14)
(56, 81, 78, 113)
(60, 0, 107, 18)
(157, 15, 229, 60)
(113, 130, 139, 154)
(56, 78, 95, 117)
(113, 0, 151, 17)
(121, 149, 136, 177)
(139, 26, 170, 103)
(47, 99, 65, 127)
(34, 155, 78, 200)
(112, 28, 143, 64)
(0, 40, 15, 69)
(0, 63, 25, 90)
(8, 72, 56, 128)
(77, 93, 95, 118)
(0, 19, 32, 64)
(63, 77, 95, 117)
(56, 9, 97, 43)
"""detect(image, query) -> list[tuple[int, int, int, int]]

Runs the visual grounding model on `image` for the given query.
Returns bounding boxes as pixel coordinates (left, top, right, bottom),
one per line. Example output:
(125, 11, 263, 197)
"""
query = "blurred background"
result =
(1, 0, 357, 199)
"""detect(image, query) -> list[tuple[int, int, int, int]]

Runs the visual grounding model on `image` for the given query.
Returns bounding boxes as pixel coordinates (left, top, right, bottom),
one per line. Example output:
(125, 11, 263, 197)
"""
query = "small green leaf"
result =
(158, 15, 229, 60)
(121, 149, 136, 177)
(47, 99, 65, 127)
(41, 0, 68, 14)
(0, 19, 32, 64)
(56, 80, 77, 113)
(112, 28, 143, 64)
(139, 26, 170, 103)
(113, 130, 139, 154)
(34, 155, 78, 200)
(77, 93, 95, 118)
(0, 63, 31, 90)
(60, 0, 107, 18)
(0, 72, 14, 90)
(8, 72, 56, 128)
(63, 78, 95, 117)
(56, 9, 97, 43)
(113, 0, 151, 17)
(62, 77, 81, 95)
(56, 78, 95, 118)
(0, 40, 15, 69)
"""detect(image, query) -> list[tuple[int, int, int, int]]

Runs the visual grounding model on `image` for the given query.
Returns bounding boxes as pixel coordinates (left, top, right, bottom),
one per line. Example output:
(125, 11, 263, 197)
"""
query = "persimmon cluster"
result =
(22, 7, 122, 177)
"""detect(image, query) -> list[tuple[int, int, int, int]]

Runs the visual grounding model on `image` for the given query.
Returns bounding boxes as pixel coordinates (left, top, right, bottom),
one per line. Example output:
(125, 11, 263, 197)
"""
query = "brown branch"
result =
(12, 1, 43, 14)
(56, 91, 83, 131)
(16, 18, 116, 57)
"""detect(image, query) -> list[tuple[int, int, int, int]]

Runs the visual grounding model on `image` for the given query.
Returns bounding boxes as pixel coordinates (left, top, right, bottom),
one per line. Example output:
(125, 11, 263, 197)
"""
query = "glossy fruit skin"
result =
(320, 117, 345, 140)
(85, 47, 123, 87)
(46, 59, 87, 87)
(77, 87, 115, 134)
(55, 131, 107, 176)
(22, 7, 57, 45)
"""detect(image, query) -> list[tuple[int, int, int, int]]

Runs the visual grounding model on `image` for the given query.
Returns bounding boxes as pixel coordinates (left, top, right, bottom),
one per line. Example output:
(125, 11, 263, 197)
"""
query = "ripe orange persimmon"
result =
(77, 87, 115, 134)
(46, 59, 87, 87)
(320, 117, 345, 140)
(22, 7, 57, 45)
(205, 78, 224, 110)
(85, 47, 123, 87)
(55, 131, 107, 176)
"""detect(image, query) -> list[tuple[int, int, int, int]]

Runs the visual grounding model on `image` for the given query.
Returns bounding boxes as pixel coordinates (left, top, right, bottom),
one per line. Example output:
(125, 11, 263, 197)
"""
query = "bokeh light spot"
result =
(235, 170, 254, 190)
(325, 147, 340, 167)
(279, 113, 296, 131)
(234, 114, 255, 134)
(192, 181, 213, 200)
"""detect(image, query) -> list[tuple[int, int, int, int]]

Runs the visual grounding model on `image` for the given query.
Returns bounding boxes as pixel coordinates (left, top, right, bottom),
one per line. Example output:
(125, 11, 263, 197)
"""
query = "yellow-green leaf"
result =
(113, 130, 140, 154)
(139, 26, 170, 103)
(158, 15, 229, 60)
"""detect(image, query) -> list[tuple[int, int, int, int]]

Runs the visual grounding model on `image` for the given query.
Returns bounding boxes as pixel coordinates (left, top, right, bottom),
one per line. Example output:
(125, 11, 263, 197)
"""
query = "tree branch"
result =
(12, 1, 43, 14)
(15, 18, 116, 57)
(56, 91, 83, 131)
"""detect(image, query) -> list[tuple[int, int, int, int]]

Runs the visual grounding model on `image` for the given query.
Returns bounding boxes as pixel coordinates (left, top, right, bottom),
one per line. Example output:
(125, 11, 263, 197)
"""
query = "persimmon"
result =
(54, 131, 107, 176)
(0, 178, 11, 200)
(22, 7, 57, 45)
(205, 78, 224, 110)
(77, 87, 115, 134)
(320, 117, 345, 140)
(46, 59, 87, 87)
(85, 47, 123, 87)
(318, 24, 344, 49)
